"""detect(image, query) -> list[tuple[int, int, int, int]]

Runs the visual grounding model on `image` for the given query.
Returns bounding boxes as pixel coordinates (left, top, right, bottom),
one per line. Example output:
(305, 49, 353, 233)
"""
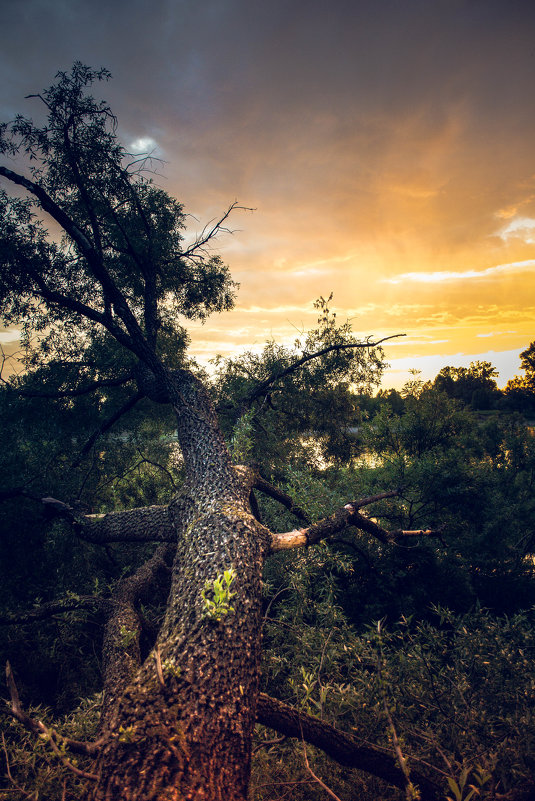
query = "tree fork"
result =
(88, 497, 271, 799)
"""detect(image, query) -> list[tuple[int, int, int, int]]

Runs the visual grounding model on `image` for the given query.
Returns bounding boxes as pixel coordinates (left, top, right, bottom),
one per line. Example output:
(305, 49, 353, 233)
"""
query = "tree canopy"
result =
(0, 64, 237, 383)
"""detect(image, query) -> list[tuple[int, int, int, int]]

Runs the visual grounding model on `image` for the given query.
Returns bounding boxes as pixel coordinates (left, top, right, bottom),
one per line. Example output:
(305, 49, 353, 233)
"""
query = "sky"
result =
(1, 0, 535, 389)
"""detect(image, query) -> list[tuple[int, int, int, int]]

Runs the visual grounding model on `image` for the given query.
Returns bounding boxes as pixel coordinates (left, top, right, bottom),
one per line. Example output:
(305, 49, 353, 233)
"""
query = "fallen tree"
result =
(0, 64, 439, 800)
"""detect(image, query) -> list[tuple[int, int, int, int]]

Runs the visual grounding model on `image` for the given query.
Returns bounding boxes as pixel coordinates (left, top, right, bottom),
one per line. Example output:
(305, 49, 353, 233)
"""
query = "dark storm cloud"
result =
(3, 0, 534, 132)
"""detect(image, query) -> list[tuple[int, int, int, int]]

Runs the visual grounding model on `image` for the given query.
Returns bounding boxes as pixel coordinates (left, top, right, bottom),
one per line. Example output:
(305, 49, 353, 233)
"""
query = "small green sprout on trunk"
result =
(201, 568, 237, 621)
(119, 625, 137, 650)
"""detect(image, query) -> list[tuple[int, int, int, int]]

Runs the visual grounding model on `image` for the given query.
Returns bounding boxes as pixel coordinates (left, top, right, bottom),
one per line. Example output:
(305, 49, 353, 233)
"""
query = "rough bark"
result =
(99, 543, 173, 731)
(5, 404, 441, 800)
(87, 368, 272, 801)
(79, 505, 176, 543)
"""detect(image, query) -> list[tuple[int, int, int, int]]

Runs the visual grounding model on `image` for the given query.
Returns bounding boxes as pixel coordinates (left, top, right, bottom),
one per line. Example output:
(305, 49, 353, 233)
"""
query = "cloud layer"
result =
(1, 0, 534, 387)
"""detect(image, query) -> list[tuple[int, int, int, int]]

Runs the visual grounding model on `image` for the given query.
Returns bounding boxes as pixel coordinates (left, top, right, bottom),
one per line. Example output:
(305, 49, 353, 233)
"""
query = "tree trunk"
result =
(88, 369, 271, 801)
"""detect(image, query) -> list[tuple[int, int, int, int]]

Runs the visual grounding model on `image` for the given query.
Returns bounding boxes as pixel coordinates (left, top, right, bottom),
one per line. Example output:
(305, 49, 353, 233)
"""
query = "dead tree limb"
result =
(181, 201, 253, 259)
(269, 491, 443, 553)
(5, 661, 102, 763)
(256, 693, 441, 801)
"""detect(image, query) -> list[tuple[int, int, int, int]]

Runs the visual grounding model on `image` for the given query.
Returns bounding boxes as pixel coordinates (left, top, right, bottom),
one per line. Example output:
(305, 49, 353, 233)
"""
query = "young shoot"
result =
(201, 569, 237, 622)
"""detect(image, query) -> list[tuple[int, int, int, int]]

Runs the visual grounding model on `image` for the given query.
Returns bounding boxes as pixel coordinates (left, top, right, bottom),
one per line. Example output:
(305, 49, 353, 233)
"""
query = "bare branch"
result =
(181, 202, 254, 258)
(27, 266, 137, 354)
(243, 335, 406, 407)
(0, 165, 98, 257)
(47, 733, 98, 781)
(61, 119, 104, 258)
(352, 490, 401, 508)
(134, 448, 178, 490)
(252, 734, 287, 755)
(269, 492, 444, 553)
(301, 738, 344, 801)
(5, 662, 102, 761)
(5, 661, 23, 719)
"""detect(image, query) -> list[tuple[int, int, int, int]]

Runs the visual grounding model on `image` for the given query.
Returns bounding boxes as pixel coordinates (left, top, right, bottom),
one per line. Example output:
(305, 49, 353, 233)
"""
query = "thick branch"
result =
(256, 693, 441, 801)
(77, 504, 177, 544)
(0, 165, 98, 257)
(37, 495, 176, 543)
(269, 493, 443, 552)
(244, 335, 406, 407)
(117, 542, 173, 605)
(99, 543, 174, 728)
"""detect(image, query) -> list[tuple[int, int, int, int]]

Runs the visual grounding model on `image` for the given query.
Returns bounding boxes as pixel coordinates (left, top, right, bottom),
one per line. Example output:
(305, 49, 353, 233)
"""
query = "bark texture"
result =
(6, 367, 443, 801)
(0, 83, 420, 801)
(88, 369, 272, 801)
(55, 370, 438, 800)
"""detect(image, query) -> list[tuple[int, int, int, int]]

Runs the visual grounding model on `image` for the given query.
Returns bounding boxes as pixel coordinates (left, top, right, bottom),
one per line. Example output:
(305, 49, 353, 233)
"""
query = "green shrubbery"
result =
(256, 601, 535, 800)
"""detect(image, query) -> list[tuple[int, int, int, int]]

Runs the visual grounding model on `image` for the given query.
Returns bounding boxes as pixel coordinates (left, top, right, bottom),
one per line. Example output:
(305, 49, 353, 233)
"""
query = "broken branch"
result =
(5, 662, 102, 761)
(269, 492, 444, 552)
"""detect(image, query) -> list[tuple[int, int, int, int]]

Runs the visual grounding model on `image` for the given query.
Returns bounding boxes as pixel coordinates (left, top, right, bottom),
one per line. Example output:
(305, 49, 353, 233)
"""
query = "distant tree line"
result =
(368, 342, 535, 417)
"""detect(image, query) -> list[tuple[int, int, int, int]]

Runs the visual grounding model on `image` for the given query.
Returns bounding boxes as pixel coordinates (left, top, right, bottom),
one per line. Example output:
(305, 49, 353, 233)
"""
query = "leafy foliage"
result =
(0, 62, 237, 378)
(1, 695, 100, 800)
(258, 582, 535, 800)
(504, 341, 535, 414)
(214, 295, 387, 472)
(201, 569, 237, 621)
(431, 361, 499, 409)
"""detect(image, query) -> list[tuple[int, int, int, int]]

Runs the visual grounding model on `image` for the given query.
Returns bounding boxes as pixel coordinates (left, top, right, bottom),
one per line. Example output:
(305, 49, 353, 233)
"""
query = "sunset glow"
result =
(1, 0, 534, 388)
